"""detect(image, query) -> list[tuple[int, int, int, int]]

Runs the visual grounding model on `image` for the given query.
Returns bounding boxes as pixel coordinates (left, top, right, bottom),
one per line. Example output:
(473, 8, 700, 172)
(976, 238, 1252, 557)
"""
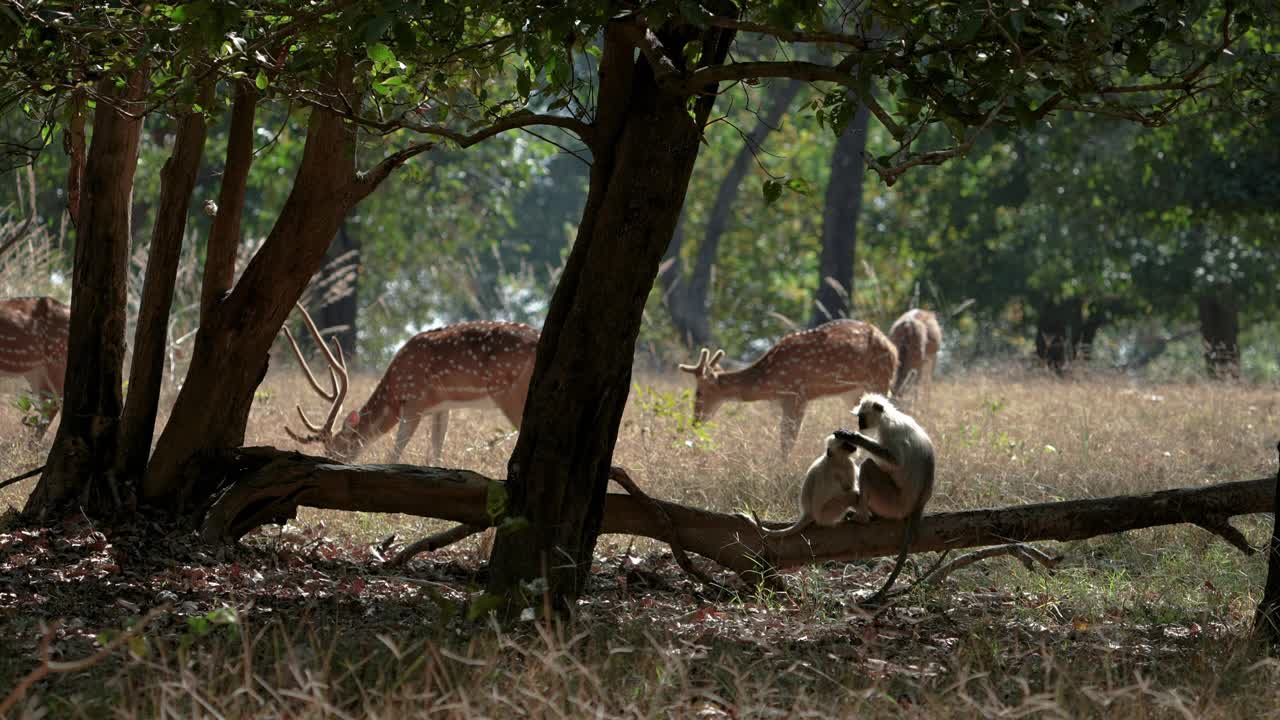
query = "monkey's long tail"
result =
(864, 511, 919, 604)
(746, 509, 807, 539)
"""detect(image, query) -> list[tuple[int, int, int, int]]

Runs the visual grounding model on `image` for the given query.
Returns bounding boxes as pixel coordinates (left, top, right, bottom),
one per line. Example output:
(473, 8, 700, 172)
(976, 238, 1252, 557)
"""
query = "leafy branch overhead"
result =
(2, 1, 1274, 184)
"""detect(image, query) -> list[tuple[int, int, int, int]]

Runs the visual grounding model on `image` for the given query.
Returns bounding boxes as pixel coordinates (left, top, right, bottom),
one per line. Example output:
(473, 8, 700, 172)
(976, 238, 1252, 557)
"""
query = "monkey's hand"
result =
(833, 429, 899, 465)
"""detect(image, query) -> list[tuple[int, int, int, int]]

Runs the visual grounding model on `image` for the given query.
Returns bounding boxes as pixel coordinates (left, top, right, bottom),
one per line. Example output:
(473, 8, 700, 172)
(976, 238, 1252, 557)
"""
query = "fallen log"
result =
(199, 447, 1272, 579)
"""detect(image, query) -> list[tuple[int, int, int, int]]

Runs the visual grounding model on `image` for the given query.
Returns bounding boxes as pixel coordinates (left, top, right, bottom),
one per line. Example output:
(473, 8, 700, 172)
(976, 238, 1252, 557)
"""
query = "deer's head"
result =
(282, 303, 367, 461)
(677, 347, 726, 422)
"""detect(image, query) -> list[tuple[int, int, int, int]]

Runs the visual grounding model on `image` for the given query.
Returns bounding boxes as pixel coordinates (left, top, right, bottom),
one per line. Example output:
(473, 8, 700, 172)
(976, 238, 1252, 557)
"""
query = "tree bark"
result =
(485, 22, 735, 612)
(116, 79, 215, 483)
(24, 71, 147, 522)
(200, 447, 1269, 583)
(1254, 443, 1280, 644)
(143, 57, 426, 512)
(1198, 288, 1240, 379)
(810, 98, 870, 327)
(201, 81, 257, 324)
(660, 80, 802, 349)
(1034, 298, 1083, 373)
(63, 88, 87, 233)
(314, 221, 360, 364)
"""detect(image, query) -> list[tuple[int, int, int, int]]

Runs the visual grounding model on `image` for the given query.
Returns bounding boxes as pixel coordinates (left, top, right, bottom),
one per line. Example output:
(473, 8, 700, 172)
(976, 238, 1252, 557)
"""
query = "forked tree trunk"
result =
(1254, 443, 1280, 644)
(485, 23, 734, 611)
(810, 98, 870, 327)
(24, 71, 147, 522)
(660, 80, 802, 349)
(117, 79, 215, 482)
(1198, 288, 1239, 379)
(143, 58, 428, 513)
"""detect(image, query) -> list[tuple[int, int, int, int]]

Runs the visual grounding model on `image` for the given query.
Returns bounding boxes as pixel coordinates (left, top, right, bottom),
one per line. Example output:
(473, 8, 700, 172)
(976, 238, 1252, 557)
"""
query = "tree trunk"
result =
(200, 447, 1269, 582)
(314, 221, 360, 364)
(1198, 288, 1239, 379)
(201, 81, 257, 323)
(62, 89, 87, 233)
(810, 98, 870, 327)
(660, 80, 802, 349)
(23, 71, 147, 522)
(1254, 443, 1280, 644)
(485, 23, 734, 612)
(1034, 298, 1083, 373)
(143, 57, 425, 512)
(116, 79, 215, 483)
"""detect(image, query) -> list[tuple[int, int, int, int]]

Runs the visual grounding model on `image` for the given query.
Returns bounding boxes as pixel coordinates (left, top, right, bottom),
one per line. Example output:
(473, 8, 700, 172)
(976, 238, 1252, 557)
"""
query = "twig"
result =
(0, 464, 44, 491)
(389, 524, 487, 566)
(609, 465, 724, 591)
(895, 543, 1061, 597)
(1195, 516, 1255, 555)
(0, 605, 168, 714)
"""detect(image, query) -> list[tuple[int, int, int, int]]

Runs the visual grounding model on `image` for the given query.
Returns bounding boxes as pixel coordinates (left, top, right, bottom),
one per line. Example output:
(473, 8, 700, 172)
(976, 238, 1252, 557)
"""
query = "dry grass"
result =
(1, 366, 1278, 718)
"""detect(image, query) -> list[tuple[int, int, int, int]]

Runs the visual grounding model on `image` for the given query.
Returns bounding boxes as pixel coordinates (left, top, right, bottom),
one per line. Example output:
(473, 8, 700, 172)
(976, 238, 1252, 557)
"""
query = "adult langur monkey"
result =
(834, 393, 936, 603)
(749, 434, 861, 538)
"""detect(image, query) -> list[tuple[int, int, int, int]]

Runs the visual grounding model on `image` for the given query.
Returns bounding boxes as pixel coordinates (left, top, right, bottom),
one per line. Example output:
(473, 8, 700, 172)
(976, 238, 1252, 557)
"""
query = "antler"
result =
(678, 347, 724, 376)
(678, 348, 711, 375)
(282, 302, 349, 444)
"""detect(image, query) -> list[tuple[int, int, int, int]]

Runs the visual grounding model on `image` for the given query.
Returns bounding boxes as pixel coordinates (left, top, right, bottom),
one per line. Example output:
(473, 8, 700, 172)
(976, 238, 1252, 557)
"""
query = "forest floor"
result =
(1, 368, 1278, 718)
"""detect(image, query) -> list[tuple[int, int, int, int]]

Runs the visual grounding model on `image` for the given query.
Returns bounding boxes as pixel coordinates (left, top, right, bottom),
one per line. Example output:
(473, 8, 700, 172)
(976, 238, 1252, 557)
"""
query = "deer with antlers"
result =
(679, 319, 898, 455)
(0, 296, 69, 434)
(888, 308, 942, 402)
(282, 303, 538, 463)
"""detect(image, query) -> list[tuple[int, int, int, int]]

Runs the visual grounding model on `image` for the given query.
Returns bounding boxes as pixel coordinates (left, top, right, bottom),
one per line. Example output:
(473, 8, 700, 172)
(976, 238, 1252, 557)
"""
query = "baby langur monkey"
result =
(751, 434, 861, 538)
(834, 393, 936, 603)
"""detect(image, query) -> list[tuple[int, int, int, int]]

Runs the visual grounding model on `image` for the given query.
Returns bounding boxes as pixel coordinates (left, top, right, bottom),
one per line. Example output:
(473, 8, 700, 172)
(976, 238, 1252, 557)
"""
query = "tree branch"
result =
(352, 142, 436, 201)
(701, 16, 874, 49)
(199, 448, 1274, 585)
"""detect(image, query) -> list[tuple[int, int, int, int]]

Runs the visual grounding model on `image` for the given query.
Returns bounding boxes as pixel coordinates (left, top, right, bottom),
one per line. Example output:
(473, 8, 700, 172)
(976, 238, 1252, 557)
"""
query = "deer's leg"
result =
(494, 389, 525, 430)
(391, 412, 427, 463)
(779, 395, 807, 456)
(427, 412, 449, 464)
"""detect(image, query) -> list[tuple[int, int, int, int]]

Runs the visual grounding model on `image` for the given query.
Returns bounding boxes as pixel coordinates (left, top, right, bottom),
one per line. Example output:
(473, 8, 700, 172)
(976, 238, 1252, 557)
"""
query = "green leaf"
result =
(254, 70, 268, 90)
(485, 481, 508, 521)
(1126, 46, 1150, 75)
(367, 42, 395, 66)
(516, 68, 531, 99)
(762, 179, 783, 206)
(955, 14, 984, 43)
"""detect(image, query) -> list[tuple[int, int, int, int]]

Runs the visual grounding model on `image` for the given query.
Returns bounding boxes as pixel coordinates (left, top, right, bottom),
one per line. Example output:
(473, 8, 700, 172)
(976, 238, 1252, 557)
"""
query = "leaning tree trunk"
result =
(810, 97, 870, 327)
(1254, 443, 1280, 644)
(660, 80, 802, 349)
(24, 71, 147, 522)
(116, 79, 215, 483)
(1198, 288, 1239, 379)
(485, 22, 734, 612)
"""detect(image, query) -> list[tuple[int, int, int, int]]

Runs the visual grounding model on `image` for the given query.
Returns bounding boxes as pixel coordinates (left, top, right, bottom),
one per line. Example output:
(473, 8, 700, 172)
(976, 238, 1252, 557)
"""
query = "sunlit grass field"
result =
(1, 366, 1278, 717)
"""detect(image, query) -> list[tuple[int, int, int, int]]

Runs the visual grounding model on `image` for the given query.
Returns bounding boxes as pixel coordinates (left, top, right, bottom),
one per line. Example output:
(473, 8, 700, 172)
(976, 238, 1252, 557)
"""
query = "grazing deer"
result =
(0, 296, 69, 433)
(283, 304, 538, 463)
(888, 309, 942, 401)
(678, 319, 898, 455)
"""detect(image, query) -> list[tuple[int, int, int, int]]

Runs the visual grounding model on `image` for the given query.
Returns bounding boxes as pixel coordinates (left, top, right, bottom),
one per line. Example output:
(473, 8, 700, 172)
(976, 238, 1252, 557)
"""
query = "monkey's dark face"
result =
(857, 401, 884, 430)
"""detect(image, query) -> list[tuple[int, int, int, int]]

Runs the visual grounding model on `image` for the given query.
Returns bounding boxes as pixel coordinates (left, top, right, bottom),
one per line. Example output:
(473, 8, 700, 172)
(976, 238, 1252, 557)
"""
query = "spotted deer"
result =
(678, 319, 898, 455)
(888, 309, 942, 402)
(0, 296, 69, 433)
(283, 303, 538, 463)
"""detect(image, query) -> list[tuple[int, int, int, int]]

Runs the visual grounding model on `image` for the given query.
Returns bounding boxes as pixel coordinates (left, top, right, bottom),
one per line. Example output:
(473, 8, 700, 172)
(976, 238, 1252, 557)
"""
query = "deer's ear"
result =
(346, 410, 360, 427)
